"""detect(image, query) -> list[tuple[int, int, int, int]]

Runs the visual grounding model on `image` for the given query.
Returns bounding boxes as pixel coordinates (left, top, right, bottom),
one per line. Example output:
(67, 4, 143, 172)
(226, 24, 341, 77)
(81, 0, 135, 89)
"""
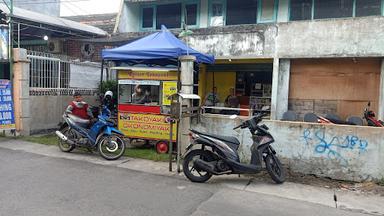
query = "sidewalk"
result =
(0, 138, 383, 215)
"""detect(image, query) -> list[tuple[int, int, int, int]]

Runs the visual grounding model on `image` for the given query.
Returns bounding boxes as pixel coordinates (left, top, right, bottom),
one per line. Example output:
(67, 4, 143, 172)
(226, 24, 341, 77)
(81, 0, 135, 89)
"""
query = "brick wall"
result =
(288, 99, 338, 120)
(64, 40, 117, 62)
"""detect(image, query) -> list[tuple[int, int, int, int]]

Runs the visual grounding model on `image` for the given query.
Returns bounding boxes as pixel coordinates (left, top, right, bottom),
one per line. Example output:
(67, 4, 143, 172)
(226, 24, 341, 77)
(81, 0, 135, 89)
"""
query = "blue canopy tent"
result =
(100, 25, 214, 93)
(101, 25, 215, 65)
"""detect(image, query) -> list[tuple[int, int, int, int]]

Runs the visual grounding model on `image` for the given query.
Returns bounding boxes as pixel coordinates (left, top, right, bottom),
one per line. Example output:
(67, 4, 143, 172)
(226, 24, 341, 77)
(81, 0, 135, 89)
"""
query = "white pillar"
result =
(179, 55, 196, 97)
(271, 58, 291, 120)
(13, 48, 31, 136)
(178, 55, 196, 165)
(378, 60, 384, 120)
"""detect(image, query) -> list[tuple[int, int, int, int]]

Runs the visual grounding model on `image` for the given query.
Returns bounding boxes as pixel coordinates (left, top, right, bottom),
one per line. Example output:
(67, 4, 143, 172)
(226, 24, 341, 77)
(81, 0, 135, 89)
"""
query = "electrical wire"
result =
(13, 0, 90, 4)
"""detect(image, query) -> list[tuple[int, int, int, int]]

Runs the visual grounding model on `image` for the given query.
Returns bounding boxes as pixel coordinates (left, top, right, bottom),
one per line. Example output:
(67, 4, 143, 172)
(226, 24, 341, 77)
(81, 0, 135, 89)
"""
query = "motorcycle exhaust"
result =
(194, 159, 231, 175)
(55, 131, 75, 145)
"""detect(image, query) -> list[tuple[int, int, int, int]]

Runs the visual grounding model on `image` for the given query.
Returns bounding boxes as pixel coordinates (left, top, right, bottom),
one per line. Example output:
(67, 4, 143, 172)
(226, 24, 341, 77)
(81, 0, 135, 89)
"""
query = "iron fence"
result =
(27, 50, 98, 96)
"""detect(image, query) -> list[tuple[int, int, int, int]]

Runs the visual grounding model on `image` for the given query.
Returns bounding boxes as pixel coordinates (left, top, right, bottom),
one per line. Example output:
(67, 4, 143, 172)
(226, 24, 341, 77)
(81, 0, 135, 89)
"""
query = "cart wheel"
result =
(155, 141, 169, 154)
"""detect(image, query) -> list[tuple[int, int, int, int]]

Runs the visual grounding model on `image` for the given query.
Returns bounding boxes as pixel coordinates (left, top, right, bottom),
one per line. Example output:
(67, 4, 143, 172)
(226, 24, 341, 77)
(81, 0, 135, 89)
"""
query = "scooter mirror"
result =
(261, 106, 270, 111)
(229, 114, 238, 120)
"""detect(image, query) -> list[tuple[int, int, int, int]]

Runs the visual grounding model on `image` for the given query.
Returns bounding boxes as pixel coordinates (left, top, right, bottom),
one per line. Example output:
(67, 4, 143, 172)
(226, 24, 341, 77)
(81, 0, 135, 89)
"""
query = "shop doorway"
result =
(202, 62, 273, 115)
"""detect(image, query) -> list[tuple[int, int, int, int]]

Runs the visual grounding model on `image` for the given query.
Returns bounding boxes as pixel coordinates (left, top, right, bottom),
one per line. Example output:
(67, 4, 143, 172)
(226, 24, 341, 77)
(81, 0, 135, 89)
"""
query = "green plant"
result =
(99, 80, 118, 102)
(378, 178, 384, 186)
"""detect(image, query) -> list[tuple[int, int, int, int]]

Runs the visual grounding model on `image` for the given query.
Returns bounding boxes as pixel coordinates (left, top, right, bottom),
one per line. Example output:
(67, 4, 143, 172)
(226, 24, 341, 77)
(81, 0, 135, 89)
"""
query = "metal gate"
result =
(27, 51, 97, 96)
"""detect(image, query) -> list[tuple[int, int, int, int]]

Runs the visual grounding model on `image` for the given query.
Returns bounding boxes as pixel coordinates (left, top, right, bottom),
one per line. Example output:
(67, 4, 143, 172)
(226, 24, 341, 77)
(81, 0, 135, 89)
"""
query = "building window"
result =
(226, 0, 257, 25)
(185, 4, 198, 26)
(355, 0, 382, 17)
(210, 1, 225, 26)
(259, 0, 277, 22)
(142, 7, 154, 28)
(290, 0, 313, 21)
(314, 0, 353, 19)
(156, 3, 182, 29)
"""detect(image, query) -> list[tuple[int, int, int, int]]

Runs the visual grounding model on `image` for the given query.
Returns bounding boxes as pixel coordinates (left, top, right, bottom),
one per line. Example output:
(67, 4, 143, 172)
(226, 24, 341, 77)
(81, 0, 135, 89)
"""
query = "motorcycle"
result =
(55, 106, 126, 160)
(316, 114, 355, 125)
(182, 112, 286, 184)
(364, 102, 384, 127)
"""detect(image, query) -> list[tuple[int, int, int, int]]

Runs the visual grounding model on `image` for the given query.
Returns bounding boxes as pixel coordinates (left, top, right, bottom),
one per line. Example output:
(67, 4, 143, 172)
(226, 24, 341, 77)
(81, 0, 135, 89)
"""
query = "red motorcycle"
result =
(364, 102, 384, 127)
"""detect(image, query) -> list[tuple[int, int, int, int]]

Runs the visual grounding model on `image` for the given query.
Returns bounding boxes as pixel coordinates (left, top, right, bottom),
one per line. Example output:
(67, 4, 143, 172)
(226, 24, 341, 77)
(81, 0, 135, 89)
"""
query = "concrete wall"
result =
(117, 3, 140, 33)
(277, 0, 289, 22)
(188, 25, 278, 58)
(14, 0, 60, 16)
(187, 16, 384, 59)
(119, 2, 384, 59)
(29, 96, 98, 134)
(276, 16, 384, 58)
(192, 114, 384, 182)
(199, 0, 209, 28)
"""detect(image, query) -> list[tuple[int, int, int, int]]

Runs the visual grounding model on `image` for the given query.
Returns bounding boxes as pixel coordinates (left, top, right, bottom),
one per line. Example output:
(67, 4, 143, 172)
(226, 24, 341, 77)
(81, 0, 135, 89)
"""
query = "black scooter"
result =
(183, 112, 285, 184)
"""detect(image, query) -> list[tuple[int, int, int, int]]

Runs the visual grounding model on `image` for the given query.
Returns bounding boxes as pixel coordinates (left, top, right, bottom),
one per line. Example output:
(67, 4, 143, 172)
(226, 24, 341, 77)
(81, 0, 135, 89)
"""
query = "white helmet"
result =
(104, 91, 113, 98)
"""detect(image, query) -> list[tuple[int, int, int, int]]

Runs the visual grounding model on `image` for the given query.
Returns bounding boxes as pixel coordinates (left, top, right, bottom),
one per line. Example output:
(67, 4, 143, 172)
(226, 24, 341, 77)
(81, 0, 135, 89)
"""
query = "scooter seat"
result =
(68, 114, 90, 128)
(191, 130, 240, 146)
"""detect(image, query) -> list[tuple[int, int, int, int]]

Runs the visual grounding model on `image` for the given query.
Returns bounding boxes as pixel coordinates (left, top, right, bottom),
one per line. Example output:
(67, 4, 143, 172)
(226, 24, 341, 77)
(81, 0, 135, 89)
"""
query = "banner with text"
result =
(118, 112, 177, 141)
(0, 80, 15, 129)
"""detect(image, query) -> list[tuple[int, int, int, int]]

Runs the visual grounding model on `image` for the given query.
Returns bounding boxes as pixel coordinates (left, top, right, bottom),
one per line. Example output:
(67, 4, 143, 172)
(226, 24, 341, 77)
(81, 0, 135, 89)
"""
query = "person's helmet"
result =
(73, 91, 82, 97)
(104, 91, 113, 98)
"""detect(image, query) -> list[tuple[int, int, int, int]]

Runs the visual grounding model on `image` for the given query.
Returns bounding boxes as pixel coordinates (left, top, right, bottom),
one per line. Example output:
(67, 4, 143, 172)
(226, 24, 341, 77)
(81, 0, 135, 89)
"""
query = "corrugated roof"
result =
(63, 13, 117, 34)
(0, 3, 107, 37)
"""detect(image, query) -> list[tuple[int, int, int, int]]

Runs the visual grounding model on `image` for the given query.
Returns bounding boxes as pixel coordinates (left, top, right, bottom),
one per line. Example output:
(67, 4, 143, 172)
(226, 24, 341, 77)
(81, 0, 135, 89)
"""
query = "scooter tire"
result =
(98, 133, 126, 160)
(183, 149, 213, 183)
(265, 154, 286, 184)
(58, 127, 75, 153)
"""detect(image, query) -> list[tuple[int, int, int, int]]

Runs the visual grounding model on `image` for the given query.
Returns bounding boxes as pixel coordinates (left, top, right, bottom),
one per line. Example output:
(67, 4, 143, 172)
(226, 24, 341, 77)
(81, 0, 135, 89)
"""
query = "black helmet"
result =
(73, 91, 82, 97)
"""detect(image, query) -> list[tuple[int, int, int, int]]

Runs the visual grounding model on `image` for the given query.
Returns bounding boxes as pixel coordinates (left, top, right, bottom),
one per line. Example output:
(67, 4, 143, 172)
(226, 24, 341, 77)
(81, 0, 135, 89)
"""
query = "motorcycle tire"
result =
(98, 133, 126, 160)
(265, 154, 286, 184)
(58, 126, 75, 153)
(183, 149, 214, 183)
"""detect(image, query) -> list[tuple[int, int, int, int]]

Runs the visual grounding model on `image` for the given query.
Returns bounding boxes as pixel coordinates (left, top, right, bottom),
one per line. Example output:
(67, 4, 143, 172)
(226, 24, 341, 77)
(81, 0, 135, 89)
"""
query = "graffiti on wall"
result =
(301, 128, 368, 166)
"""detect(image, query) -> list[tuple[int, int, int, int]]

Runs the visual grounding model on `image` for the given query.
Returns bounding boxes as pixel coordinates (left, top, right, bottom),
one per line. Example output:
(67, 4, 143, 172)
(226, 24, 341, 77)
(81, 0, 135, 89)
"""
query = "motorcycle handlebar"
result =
(233, 125, 242, 130)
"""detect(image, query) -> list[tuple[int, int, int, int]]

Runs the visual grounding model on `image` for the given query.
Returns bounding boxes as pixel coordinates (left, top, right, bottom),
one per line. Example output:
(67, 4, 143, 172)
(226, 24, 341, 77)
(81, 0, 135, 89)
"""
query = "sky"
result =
(60, 0, 121, 16)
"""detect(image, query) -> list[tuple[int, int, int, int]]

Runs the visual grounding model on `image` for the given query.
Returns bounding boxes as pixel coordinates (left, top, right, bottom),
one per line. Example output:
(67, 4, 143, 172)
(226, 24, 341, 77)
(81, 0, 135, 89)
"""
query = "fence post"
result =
(13, 48, 31, 136)
(58, 60, 61, 94)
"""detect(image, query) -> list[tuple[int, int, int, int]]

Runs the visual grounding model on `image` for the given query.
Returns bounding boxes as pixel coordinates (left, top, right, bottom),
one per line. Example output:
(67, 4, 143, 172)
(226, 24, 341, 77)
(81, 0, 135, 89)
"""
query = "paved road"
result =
(0, 147, 367, 216)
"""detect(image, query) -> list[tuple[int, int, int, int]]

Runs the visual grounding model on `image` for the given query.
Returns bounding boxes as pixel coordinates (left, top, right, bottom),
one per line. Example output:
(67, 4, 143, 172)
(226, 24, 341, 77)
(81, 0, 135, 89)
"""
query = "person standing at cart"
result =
(132, 85, 149, 104)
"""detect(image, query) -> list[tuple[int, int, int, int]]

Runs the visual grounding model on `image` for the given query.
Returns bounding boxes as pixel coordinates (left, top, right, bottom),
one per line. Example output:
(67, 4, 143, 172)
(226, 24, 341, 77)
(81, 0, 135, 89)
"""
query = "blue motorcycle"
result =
(55, 106, 126, 160)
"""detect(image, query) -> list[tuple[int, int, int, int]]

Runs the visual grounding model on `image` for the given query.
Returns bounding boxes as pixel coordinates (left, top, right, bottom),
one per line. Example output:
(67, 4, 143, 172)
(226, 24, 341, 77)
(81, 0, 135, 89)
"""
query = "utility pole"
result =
(9, 0, 13, 83)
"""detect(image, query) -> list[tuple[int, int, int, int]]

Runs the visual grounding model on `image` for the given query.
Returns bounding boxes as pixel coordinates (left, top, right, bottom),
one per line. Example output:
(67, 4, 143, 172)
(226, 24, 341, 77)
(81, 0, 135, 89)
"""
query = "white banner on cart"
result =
(118, 80, 160, 85)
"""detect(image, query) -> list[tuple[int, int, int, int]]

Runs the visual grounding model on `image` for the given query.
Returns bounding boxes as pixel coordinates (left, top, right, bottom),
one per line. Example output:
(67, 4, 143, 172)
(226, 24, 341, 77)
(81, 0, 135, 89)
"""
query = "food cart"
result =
(115, 66, 178, 153)
(101, 25, 215, 154)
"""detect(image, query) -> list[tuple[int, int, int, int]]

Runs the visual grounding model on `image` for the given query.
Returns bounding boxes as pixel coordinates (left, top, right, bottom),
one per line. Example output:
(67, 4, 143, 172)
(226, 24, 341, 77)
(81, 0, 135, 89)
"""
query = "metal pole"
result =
(176, 118, 181, 173)
(212, 71, 215, 106)
(168, 120, 173, 172)
(100, 60, 104, 93)
(57, 60, 61, 89)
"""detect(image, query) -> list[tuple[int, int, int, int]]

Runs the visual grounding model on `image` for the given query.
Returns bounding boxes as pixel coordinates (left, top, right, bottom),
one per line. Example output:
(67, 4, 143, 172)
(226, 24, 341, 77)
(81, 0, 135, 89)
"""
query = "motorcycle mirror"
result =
(261, 106, 270, 111)
(229, 114, 238, 120)
(368, 101, 371, 107)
